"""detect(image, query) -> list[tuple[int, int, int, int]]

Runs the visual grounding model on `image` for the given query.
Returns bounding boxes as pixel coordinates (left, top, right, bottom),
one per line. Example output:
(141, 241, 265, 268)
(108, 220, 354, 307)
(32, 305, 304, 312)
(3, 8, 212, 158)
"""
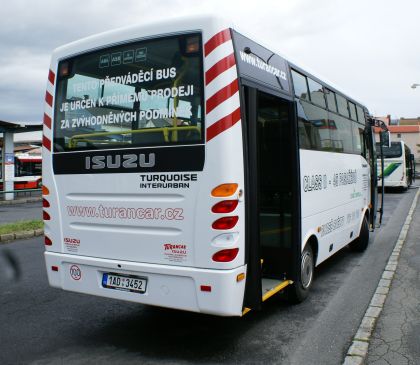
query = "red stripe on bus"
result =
(204, 29, 231, 57)
(48, 70, 55, 85)
(206, 107, 241, 142)
(205, 53, 236, 86)
(206, 79, 239, 114)
(45, 91, 53, 107)
(43, 136, 51, 151)
(43, 113, 52, 129)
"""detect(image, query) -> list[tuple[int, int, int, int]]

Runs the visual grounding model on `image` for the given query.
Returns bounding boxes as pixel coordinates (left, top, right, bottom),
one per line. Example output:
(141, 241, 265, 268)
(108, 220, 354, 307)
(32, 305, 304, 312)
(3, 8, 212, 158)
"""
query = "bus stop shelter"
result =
(0, 120, 43, 200)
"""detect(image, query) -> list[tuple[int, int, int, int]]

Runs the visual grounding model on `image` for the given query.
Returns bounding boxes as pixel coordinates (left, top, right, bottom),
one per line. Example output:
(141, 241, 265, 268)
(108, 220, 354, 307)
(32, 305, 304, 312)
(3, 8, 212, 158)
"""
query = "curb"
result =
(0, 228, 44, 243)
(343, 188, 420, 365)
(0, 197, 42, 206)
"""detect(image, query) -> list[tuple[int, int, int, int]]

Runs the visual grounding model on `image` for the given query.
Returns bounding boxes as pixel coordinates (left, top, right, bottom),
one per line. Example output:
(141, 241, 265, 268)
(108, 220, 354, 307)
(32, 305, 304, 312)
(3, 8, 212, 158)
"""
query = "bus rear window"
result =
(54, 33, 204, 151)
(376, 142, 402, 158)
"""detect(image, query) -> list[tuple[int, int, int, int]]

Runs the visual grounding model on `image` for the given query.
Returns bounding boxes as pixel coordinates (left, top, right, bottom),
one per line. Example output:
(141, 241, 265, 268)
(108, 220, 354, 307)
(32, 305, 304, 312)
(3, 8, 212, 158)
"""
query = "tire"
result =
(288, 244, 314, 304)
(349, 215, 369, 252)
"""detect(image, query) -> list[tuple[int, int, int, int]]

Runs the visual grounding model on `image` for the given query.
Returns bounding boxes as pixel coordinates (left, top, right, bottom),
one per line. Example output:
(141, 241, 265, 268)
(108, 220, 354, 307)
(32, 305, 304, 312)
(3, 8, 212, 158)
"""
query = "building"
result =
(399, 117, 420, 126)
(374, 116, 420, 165)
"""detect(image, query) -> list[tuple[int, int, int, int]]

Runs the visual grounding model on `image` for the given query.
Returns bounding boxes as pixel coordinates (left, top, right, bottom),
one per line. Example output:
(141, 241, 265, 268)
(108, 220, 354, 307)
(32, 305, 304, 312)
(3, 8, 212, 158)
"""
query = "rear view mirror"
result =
(380, 131, 391, 148)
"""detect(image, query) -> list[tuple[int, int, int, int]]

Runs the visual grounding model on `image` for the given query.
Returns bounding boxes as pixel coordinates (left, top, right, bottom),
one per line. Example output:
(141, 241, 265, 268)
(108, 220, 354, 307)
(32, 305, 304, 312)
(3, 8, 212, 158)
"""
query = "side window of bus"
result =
(328, 112, 354, 153)
(297, 101, 314, 149)
(298, 100, 331, 151)
(356, 105, 365, 124)
(291, 70, 310, 100)
(349, 102, 357, 121)
(336, 94, 349, 117)
(352, 123, 364, 155)
(307, 78, 326, 108)
(325, 89, 337, 113)
(14, 160, 22, 177)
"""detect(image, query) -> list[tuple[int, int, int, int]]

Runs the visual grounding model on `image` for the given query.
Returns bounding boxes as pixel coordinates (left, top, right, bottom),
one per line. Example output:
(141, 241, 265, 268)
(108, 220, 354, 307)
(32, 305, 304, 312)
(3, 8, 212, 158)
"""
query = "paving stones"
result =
(343, 189, 420, 365)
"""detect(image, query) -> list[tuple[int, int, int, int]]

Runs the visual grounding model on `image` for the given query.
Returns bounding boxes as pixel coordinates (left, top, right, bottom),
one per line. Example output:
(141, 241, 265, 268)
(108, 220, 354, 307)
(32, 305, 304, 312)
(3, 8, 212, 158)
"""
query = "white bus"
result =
(376, 141, 414, 190)
(43, 17, 379, 316)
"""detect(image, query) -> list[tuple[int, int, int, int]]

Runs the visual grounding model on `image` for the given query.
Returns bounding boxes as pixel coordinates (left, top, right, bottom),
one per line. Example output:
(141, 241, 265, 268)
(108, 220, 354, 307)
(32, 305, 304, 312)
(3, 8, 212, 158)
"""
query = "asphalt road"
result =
(0, 187, 417, 365)
(0, 201, 42, 224)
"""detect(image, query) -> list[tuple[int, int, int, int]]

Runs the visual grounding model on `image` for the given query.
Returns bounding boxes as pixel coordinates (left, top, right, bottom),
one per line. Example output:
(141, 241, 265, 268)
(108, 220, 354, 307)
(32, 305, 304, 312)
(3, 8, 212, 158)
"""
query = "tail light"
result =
(44, 236, 52, 246)
(43, 198, 50, 208)
(42, 185, 49, 195)
(211, 183, 238, 197)
(211, 200, 238, 213)
(43, 210, 51, 220)
(212, 216, 238, 230)
(51, 266, 59, 272)
(200, 285, 212, 292)
(212, 248, 239, 262)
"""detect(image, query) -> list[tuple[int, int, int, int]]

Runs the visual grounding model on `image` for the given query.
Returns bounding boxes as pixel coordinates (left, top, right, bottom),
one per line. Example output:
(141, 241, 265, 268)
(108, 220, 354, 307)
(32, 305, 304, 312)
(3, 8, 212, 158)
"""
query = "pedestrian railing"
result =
(0, 188, 42, 199)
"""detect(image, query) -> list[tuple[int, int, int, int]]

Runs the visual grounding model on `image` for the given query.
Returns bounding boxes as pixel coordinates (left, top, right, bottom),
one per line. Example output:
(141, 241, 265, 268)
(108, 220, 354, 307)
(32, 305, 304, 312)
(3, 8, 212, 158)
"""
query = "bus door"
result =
(366, 126, 378, 228)
(243, 86, 299, 309)
(409, 153, 416, 184)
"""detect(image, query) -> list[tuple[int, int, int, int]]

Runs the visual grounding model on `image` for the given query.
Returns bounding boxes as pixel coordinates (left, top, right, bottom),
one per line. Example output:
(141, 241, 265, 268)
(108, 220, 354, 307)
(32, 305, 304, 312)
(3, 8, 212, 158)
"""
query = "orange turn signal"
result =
(42, 185, 50, 195)
(237, 273, 245, 282)
(211, 183, 238, 197)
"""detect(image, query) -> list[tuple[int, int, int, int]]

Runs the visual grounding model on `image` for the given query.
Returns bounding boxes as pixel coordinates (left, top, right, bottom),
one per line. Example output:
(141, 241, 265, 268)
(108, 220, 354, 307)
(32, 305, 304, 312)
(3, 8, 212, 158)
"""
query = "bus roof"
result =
(52, 15, 231, 61)
(230, 25, 367, 110)
(52, 15, 367, 111)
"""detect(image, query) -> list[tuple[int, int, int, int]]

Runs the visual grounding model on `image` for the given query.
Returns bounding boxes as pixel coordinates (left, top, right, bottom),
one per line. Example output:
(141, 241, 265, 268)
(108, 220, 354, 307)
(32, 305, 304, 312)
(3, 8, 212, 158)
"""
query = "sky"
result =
(1, 0, 419, 122)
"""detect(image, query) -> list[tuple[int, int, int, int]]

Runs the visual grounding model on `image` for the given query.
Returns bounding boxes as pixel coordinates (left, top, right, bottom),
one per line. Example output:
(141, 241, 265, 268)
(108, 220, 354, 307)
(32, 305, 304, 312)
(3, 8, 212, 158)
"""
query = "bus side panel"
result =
(300, 150, 369, 265)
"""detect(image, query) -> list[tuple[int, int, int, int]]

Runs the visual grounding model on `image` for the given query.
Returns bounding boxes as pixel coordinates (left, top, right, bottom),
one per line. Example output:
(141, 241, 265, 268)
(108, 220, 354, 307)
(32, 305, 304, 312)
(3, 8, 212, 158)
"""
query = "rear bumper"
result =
(45, 252, 246, 316)
(378, 179, 407, 188)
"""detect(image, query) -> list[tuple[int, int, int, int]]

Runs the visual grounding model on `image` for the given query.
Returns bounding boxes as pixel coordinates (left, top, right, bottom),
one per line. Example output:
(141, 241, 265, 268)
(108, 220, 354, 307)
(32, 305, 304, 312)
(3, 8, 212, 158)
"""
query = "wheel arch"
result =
(305, 235, 319, 267)
(359, 208, 370, 235)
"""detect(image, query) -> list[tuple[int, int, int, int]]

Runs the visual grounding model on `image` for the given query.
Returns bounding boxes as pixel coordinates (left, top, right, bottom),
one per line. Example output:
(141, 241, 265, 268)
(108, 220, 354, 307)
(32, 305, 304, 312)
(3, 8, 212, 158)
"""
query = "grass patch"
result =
(0, 220, 43, 235)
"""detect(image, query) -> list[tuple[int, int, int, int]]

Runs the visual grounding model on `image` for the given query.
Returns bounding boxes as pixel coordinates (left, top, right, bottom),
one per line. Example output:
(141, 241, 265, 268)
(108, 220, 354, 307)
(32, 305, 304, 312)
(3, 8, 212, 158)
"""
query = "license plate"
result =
(102, 273, 147, 294)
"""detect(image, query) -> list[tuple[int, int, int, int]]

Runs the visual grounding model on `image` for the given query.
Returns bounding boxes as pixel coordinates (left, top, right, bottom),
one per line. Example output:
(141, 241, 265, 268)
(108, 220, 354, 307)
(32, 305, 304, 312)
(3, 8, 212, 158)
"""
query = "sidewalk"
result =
(367, 190, 420, 364)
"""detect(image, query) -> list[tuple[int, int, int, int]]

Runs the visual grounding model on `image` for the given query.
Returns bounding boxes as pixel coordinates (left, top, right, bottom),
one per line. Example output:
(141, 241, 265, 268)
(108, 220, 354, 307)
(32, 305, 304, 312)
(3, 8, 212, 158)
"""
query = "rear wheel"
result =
(349, 215, 369, 252)
(288, 244, 314, 303)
